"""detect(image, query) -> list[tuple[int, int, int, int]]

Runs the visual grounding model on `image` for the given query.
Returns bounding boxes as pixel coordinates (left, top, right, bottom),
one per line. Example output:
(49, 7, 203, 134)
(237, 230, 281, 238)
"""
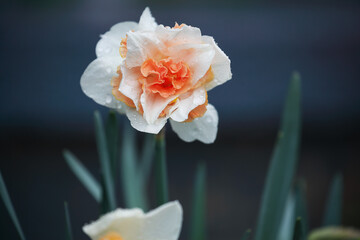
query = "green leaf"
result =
(277, 193, 296, 240)
(106, 111, 119, 183)
(137, 133, 156, 211)
(63, 150, 102, 202)
(323, 173, 343, 226)
(0, 171, 26, 240)
(241, 229, 252, 240)
(154, 129, 169, 205)
(294, 180, 308, 237)
(94, 110, 117, 211)
(120, 123, 147, 209)
(255, 72, 302, 240)
(293, 218, 303, 240)
(139, 133, 156, 186)
(190, 162, 207, 240)
(64, 202, 73, 240)
(99, 176, 109, 214)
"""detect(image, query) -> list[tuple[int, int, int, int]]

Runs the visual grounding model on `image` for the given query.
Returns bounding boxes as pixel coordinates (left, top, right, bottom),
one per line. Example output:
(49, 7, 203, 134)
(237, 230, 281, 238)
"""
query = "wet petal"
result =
(155, 25, 202, 46)
(126, 107, 167, 134)
(201, 36, 232, 90)
(82, 208, 144, 240)
(170, 104, 218, 144)
(119, 64, 142, 109)
(170, 87, 207, 122)
(140, 91, 178, 124)
(80, 57, 126, 113)
(141, 201, 183, 240)
(126, 31, 164, 68)
(96, 22, 138, 58)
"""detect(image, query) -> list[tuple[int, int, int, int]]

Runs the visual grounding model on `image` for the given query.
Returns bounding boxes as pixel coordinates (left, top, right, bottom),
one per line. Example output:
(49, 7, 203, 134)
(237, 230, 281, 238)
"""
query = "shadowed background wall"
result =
(0, 0, 359, 239)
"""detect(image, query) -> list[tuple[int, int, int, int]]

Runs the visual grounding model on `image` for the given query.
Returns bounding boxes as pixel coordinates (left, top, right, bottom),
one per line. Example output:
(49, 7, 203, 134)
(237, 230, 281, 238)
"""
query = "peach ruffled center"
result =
(139, 58, 192, 98)
(99, 232, 123, 240)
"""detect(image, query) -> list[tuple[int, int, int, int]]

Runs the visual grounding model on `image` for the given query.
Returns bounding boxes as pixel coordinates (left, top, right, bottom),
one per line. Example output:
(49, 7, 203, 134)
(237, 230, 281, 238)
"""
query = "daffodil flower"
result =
(83, 201, 182, 240)
(81, 7, 232, 143)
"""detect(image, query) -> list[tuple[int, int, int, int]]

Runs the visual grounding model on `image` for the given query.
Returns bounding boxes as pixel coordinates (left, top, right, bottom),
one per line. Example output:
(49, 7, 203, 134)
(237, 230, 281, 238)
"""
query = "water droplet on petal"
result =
(105, 96, 112, 104)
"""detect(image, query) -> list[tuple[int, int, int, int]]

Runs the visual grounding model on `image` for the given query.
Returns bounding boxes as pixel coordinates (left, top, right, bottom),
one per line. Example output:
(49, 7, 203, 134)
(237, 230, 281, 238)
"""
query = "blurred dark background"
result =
(1, 0, 359, 239)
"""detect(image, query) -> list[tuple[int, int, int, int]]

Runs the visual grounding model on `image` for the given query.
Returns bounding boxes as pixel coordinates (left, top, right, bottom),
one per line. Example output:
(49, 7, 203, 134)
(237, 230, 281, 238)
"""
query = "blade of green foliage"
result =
(190, 163, 207, 240)
(0, 171, 26, 240)
(121, 123, 147, 209)
(293, 218, 303, 240)
(154, 129, 169, 205)
(63, 150, 102, 202)
(277, 192, 296, 240)
(295, 180, 309, 236)
(255, 72, 302, 240)
(64, 202, 73, 240)
(241, 229, 252, 240)
(106, 111, 119, 183)
(100, 177, 109, 214)
(323, 173, 343, 226)
(137, 133, 156, 211)
(94, 111, 116, 211)
(139, 133, 156, 186)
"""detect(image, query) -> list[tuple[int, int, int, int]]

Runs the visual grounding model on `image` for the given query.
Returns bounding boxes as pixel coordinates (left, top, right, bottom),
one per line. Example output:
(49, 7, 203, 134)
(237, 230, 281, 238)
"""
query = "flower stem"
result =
(154, 128, 169, 205)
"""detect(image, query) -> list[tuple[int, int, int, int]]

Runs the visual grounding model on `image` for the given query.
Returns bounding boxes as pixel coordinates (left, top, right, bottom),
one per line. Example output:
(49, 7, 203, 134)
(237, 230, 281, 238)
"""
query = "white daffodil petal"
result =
(96, 21, 138, 58)
(140, 91, 178, 124)
(168, 43, 215, 84)
(155, 25, 202, 46)
(126, 107, 167, 134)
(126, 31, 164, 68)
(201, 36, 232, 91)
(80, 57, 126, 113)
(138, 7, 158, 31)
(170, 104, 218, 144)
(119, 64, 142, 109)
(82, 208, 144, 240)
(170, 87, 207, 122)
(141, 201, 183, 240)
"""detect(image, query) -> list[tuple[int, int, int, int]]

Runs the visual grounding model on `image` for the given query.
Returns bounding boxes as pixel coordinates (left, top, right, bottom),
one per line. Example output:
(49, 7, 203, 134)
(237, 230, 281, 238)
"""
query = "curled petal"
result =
(140, 91, 178, 124)
(96, 22, 138, 58)
(141, 201, 183, 240)
(201, 36, 232, 91)
(155, 25, 202, 46)
(170, 104, 218, 144)
(119, 64, 143, 110)
(126, 107, 167, 134)
(138, 7, 158, 31)
(170, 87, 207, 122)
(82, 208, 144, 240)
(126, 31, 165, 68)
(80, 57, 126, 113)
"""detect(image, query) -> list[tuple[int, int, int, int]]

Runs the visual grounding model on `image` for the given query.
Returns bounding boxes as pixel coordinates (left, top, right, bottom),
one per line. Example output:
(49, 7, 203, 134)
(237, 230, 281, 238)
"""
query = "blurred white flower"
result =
(83, 201, 182, 240)
(81, 7, 232, 143)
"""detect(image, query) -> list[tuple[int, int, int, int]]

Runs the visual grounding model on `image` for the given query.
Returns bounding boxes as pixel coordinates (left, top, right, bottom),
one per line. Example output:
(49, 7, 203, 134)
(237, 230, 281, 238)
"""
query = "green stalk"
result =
(154, 128, 169, 205)
(120, 123, 147, 209)
(323, 173, 343, 226)
(190, 162, 207, 240)
(255, 73, 302, 240)
(0, 171, 26, 240)
(64, 202, 73, 240)
(94, 111, 116, 211)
